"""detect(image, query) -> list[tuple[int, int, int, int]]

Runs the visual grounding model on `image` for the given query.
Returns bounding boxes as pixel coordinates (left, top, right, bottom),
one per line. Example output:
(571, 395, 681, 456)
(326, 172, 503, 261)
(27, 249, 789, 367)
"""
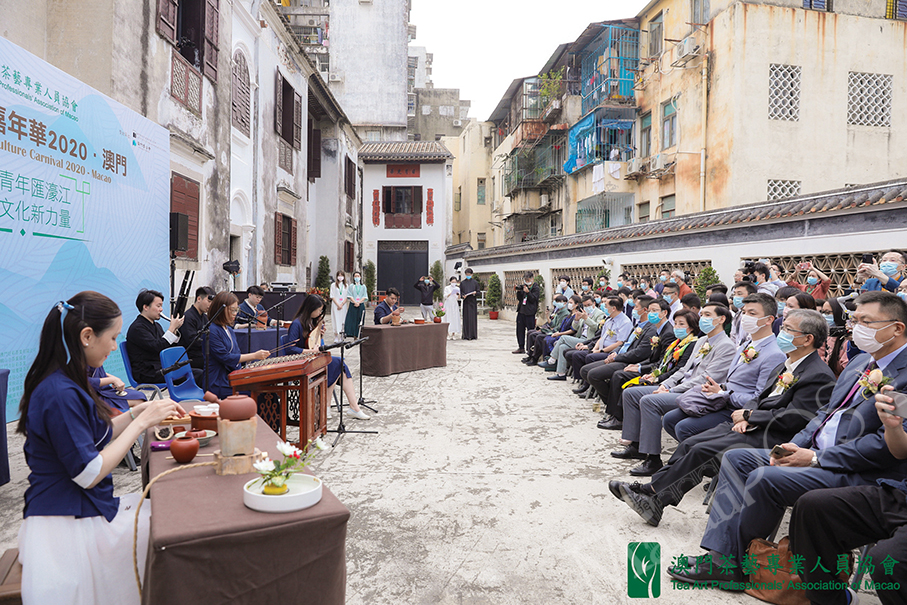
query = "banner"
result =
(0, 36, 170, 420)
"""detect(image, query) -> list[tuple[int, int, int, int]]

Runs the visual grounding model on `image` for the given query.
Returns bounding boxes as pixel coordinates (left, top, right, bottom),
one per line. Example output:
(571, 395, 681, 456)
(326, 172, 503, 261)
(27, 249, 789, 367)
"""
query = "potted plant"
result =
(243, 439, 328, 513)
(486, 273, 503, 319)
(434, 303, 445, 323)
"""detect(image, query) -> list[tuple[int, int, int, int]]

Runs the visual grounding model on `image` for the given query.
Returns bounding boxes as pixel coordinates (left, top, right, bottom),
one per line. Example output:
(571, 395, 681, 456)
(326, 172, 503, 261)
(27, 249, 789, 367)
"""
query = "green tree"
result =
(693, 266, 721, 301)
(364, 260, 377, 302)
(486, 273, 503, 311)
(596, 267, 612, 282)
(315, 255, 332, 290)
(534, 273, 546, 315)
(430, 260, 444, 302)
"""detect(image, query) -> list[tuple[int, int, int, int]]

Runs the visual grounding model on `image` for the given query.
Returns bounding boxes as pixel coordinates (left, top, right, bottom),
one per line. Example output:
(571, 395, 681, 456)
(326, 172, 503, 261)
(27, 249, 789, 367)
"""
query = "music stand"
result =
(326, 337, 377, 447)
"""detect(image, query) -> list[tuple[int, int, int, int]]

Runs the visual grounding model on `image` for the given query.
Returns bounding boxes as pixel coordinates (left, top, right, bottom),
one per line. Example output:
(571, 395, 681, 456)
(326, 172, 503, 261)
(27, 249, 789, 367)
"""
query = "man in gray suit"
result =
(663, 293, 787, 443)
(613, 302, 738, 476)
(670, 291, 907, 589)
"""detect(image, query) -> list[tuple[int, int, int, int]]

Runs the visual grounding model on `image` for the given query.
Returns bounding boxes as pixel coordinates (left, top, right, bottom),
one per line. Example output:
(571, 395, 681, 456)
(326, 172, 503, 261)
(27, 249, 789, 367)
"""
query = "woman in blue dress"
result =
(17, 291, 187, 604)
(204, 291, 271, 399)
(286, 294, 370, 420)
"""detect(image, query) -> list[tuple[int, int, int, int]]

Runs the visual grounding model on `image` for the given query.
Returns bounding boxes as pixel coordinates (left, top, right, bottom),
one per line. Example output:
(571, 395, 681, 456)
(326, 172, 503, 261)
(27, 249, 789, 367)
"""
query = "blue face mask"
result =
(881, 262, 901, 277)
(647, 311, 661, 324)
(582, 285, 589, 291)
(627, 299, 635, 308)
(424, 279, 430, 285)
(669, 278, 676, 284)
(777, 301, 786, 314)
(732, 295, 745, 309)
(673, 327, 688, 340)
(465, 275, 472, 279)
(823, 313, 835, 327)
(354, 277, 361, 283)
(595, 297, 602, 304)
(806, 276, 818, 286)
(554, 302, 565, 310)
(616, 281, 623, 288)
(632, 309, 640, 321)
(776, 330, 799, 354)
(599, 280, 607, 288)
(659, 275, 667, 282)
(699, 316, 716, 333)
(664, 294, 673, 304)
(899, 293, 907, 302)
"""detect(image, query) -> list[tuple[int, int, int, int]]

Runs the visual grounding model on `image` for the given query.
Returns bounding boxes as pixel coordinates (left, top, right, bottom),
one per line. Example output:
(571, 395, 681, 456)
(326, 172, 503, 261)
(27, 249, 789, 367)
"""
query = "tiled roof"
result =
(466, 179, 907, 260)
(358, 141, 453, 163)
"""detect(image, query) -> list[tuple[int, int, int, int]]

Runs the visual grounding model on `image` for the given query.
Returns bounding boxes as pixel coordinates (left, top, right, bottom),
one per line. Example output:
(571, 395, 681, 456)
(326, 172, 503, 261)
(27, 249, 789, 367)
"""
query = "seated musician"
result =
(125, 289, 202, 384)
(17, 292, 186, 604)
(182, 286, 215, 370)
(374, 288, 405, 325)
(287, 295, 370, 420)
(235, 285, 277, 329)
(205, 292, 270, 399)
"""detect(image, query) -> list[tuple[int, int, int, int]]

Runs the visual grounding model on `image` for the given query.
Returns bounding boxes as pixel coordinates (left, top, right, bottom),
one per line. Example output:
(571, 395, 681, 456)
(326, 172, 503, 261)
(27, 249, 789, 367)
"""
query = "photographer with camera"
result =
(819, 296, 852, 377)
(787, 261, 831, 300)
(513, 271, 540, 354)
(858, 250, 906, 293)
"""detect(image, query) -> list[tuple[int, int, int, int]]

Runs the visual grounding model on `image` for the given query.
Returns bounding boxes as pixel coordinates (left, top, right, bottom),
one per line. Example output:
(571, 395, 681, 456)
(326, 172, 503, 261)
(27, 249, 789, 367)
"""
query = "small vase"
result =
(170, 436, 199, 463)
(263, 482, 289, 495)
(433, 317, 442, 323)
(220, 394, 257, 421)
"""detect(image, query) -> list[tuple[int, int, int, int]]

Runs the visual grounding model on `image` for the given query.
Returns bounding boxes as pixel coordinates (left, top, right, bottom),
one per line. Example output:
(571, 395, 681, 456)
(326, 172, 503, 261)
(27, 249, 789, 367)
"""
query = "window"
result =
(768, 64, 801, 121)
(171, 173, 200, 260)
(767, 180, 801, 200)
(274, 212, 297, 266)
(344, 157, 356, 200)
(803, 0, 832, 10)
(660, 195, 676, 219)
(156, 0, 220, 81)
(307, 118, 321, 180)
(366, 130, 381, 141)
(382, 186, 423, 228)
(170, 51, 202, 114)
(454, 187, 461, 211)
(886, 0, 907, 19)
(648, 13, 663, 57)
(640, 112, 652, 157)
(231, 51, 251, 136)
(477, 178, 486, 205)
(278, 138, 293, 174)
(344, 241, 355, 273)
(847, 72, 893, 127)
(275, 71, 302, 149)
(662, 100, 677, 149)
(477, 233, 486, 250)
(692, 0, 710, 24)
(638, 201, 650, 222)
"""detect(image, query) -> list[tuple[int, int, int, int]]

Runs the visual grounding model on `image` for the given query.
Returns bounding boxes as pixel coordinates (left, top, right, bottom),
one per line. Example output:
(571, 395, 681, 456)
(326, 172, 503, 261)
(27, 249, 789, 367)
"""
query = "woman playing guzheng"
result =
(286, 295, 370, 420)
(204, 291, 270, 399)
(17, 291, 187, 604)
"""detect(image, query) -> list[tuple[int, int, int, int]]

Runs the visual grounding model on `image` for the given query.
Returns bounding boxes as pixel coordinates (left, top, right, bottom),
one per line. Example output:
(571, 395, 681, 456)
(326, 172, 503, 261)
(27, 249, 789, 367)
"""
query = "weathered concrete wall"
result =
(445, 120, 492, 250)
(412, 87, 469, 141)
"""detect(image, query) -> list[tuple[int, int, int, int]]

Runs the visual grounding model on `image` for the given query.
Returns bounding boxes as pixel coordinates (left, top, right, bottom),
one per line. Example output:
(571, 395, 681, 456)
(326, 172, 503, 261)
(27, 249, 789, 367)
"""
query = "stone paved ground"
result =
(0, 314, 882, 604)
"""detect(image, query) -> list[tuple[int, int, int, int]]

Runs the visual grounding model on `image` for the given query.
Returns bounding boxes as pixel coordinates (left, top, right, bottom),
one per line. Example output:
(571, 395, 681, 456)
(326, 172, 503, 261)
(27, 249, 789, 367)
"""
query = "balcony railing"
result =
(384, 213, 422, 229)
(171, 50, 202, 114)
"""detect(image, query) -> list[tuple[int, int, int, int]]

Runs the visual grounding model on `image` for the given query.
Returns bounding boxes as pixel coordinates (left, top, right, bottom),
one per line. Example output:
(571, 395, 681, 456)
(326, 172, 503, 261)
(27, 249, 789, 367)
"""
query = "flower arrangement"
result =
(252, 439, 327, 495)
(858, 368, 891, 400)
(775, 372, 798, 392)
(741, 345, 759, 364)
(697, 343, 713, 358)
(434, 302, 446, 318)
(307, 287, 329, 299)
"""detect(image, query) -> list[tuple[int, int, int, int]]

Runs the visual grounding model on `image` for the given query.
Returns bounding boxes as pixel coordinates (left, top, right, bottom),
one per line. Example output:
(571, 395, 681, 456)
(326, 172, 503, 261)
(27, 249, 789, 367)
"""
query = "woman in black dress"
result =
(460, 268, 478, 340)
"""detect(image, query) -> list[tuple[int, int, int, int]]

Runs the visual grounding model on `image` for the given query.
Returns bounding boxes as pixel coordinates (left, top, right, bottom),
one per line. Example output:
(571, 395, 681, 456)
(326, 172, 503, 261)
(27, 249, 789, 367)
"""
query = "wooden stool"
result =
(0, 548, 22, 604)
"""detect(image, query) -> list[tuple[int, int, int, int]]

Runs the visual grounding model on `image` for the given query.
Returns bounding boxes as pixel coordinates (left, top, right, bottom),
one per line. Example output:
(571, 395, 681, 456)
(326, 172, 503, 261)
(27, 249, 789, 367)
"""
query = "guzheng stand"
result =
(228, 352, 331, 448)
(327, 337, 377, 447)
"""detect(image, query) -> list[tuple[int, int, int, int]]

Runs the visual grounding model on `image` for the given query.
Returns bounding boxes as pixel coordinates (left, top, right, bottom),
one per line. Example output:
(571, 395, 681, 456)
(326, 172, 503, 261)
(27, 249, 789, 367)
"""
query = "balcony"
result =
(384, 213, 422, 229)
(171, 50, 202, 114)
(575, 192, 635, 233)
(579, 25, 640, 115)
(512, 119, 548, 148)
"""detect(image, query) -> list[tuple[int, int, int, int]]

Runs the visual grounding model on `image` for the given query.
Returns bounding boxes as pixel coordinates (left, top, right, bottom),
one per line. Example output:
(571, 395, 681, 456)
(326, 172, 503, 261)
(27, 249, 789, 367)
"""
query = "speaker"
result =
(170, 212, 188, 252)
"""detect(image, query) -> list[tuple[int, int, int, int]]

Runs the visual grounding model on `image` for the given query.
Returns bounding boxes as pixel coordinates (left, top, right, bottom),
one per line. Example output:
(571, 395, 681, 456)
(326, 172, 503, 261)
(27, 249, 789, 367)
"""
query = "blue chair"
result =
(119, 341, 166, 393)
(159, 347, 205, 402)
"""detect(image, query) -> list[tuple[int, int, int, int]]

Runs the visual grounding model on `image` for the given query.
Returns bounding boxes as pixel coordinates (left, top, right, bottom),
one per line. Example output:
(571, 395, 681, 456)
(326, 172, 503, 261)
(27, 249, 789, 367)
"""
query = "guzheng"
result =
(228, 352, 322, 387)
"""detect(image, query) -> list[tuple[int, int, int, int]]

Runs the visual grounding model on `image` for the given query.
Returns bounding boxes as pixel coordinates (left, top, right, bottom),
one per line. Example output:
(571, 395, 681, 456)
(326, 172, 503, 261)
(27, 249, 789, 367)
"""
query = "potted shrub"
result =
(486, 274, 503, 319)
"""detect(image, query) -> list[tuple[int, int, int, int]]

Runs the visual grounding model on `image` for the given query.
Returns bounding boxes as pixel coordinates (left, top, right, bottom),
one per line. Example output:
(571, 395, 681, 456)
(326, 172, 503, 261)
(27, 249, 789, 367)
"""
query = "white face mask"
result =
(338, 276, 344, 282)
(567, 303, 575, 310)
(852, 322, 896, 354)
(559, 282, 567, 289)
(740, 314, 768, 335)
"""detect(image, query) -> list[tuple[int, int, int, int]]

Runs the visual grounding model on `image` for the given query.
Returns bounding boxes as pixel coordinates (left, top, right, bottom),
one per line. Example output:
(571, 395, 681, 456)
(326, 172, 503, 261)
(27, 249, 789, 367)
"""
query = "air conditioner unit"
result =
(540, 194, 549, 207)
(627, 157, 641, 174)
(650, 154, 665, 171)
(328, 73, 342, 82)
(308, 19, 316, 26)
(452, 119, 462, 127)
(675, 37, 699, 61)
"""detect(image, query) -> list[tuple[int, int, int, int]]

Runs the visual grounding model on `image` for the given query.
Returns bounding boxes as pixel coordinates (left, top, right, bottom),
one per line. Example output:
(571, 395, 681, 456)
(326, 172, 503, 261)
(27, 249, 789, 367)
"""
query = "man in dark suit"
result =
(610, 309, 836, 526)
(181, 286, 215, 370)
(670, 291, 907, 588)
(513, 271, 540, 354)
(125, 288, 185, 384)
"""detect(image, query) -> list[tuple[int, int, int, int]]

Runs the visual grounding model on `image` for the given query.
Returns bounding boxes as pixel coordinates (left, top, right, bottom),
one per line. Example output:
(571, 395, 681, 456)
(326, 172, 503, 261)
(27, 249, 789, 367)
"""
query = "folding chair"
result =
(159, 347, 205, 402)
(119, 341, 166, 395)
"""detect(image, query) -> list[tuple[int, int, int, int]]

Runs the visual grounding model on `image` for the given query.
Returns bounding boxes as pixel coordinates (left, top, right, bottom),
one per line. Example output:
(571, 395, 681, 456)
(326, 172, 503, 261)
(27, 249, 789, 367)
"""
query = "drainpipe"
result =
(699, 52, 708, 213)
(251, 0, 263, 286)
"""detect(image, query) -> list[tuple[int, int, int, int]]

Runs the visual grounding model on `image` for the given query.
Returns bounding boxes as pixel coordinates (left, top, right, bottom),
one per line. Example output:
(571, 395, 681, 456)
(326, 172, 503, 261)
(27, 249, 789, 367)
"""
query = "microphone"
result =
(344, 336, 369, 349)
(319, 341, 346, 352)
(159, 358, 191, 376)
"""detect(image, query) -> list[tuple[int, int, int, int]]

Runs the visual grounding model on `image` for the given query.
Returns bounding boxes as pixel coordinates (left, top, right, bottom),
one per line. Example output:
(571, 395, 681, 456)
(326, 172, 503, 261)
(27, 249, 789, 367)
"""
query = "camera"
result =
(742, 260, 756, 272)
(829, 325, 850, 339)
(741, 274, 756, 283)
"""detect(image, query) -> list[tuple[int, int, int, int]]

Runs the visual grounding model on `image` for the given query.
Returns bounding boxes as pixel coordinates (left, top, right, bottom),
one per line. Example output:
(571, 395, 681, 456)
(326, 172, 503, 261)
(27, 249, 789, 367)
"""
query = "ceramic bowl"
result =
(413, 319, 425, 324)
(242, 474, 323, 513)
(174, 429, 216, 448)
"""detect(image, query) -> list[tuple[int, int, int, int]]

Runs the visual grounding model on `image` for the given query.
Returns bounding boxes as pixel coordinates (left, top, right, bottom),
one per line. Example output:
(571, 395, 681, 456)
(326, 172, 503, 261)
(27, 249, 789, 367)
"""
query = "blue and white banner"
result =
(0, 36, 170, 420)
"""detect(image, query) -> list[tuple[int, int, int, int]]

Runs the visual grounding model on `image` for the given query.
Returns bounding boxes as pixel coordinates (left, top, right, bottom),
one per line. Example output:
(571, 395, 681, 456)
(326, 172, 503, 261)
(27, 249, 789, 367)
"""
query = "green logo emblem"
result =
(628, 542, 661, 598)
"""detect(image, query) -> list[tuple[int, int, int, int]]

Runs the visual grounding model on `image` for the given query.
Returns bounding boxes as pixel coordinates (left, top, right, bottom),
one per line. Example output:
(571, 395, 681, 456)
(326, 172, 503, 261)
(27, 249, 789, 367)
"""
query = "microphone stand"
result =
(264, 293, 298, 354)
(159, 304, 225, 394)
(348, 336, 378, 414)
(234, 306, 256, 354)
(326, 336, 377, 447)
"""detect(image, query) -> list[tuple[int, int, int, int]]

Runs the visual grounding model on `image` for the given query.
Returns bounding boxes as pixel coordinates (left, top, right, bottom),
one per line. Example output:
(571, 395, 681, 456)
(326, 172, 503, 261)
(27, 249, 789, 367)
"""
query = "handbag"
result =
(743, 536, 851, 605)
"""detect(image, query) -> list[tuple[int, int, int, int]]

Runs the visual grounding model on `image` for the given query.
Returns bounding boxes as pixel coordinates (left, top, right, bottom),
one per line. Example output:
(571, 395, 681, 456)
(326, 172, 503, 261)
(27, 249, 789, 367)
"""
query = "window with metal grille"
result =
(157, 0, 220, 82)
(640, 113, 652, 157)
(638, 201, 650, 223)
(648, 13, 663, 57)
(232, 51, 251, 136)
(477, 178, 486, 205)
(692, 0, 710, 24)
(344, 241, 355, 273)
(344, 157, 356, 200)
(768, 64, 801, 121)
(662, 100, 677, 149)
(477, 233, 486, 250)
(274, 212, 296, 266)
(171, 51, 202, 114)
(576, 192, 635, 233)
(278, 138, 293, 174)
(886, 0, 907, 19)
(803, 0, 832, 10)
(847, 72, 893, 127)
(767, 179, 801, 200)
(661, 195, 676, 219)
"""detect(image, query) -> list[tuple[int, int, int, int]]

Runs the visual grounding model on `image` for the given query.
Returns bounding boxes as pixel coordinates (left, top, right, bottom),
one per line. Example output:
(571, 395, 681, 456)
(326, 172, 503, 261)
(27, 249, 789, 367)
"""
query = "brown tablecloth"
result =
(141, 418, 349, 605)
(360, 322, 448, 376)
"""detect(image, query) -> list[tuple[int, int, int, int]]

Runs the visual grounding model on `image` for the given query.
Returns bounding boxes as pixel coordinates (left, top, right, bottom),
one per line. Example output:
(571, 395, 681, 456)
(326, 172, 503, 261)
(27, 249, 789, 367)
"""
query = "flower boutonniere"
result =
(650, 336, 660, 347)
(606, 328, 617, 338)
(775, 372, 798, 392)
(633, 327, 643, 338)
(858, 368, 891, 400)
(741, 344, 759, 364)
(697, 343, 713, 358)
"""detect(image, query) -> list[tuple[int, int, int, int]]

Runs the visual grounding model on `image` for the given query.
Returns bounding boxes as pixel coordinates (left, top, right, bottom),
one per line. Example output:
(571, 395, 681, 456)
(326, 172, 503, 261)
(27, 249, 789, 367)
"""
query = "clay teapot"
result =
(219, 394, 256, 421)
(203, 391, 220, 404)
(185, 429, 207, 440)
(170, 436, 199, 463)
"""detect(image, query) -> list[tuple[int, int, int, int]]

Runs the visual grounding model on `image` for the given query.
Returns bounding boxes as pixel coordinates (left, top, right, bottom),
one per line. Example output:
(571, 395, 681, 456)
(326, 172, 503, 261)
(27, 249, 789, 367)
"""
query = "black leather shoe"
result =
(610, 444, 646, 460)
(572, 384, 590, 394)
(512, 348, 524, 354)
(629, 457, 663, 476)
(520, 356, 531, 363)
(618, 484, 664, 527)
(667, 554, 744, 590)
(523, 358, 538, 365)
(597, 416, 622, 430)
(547, 374, 567, 381)
(608, 480, 627, 501)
